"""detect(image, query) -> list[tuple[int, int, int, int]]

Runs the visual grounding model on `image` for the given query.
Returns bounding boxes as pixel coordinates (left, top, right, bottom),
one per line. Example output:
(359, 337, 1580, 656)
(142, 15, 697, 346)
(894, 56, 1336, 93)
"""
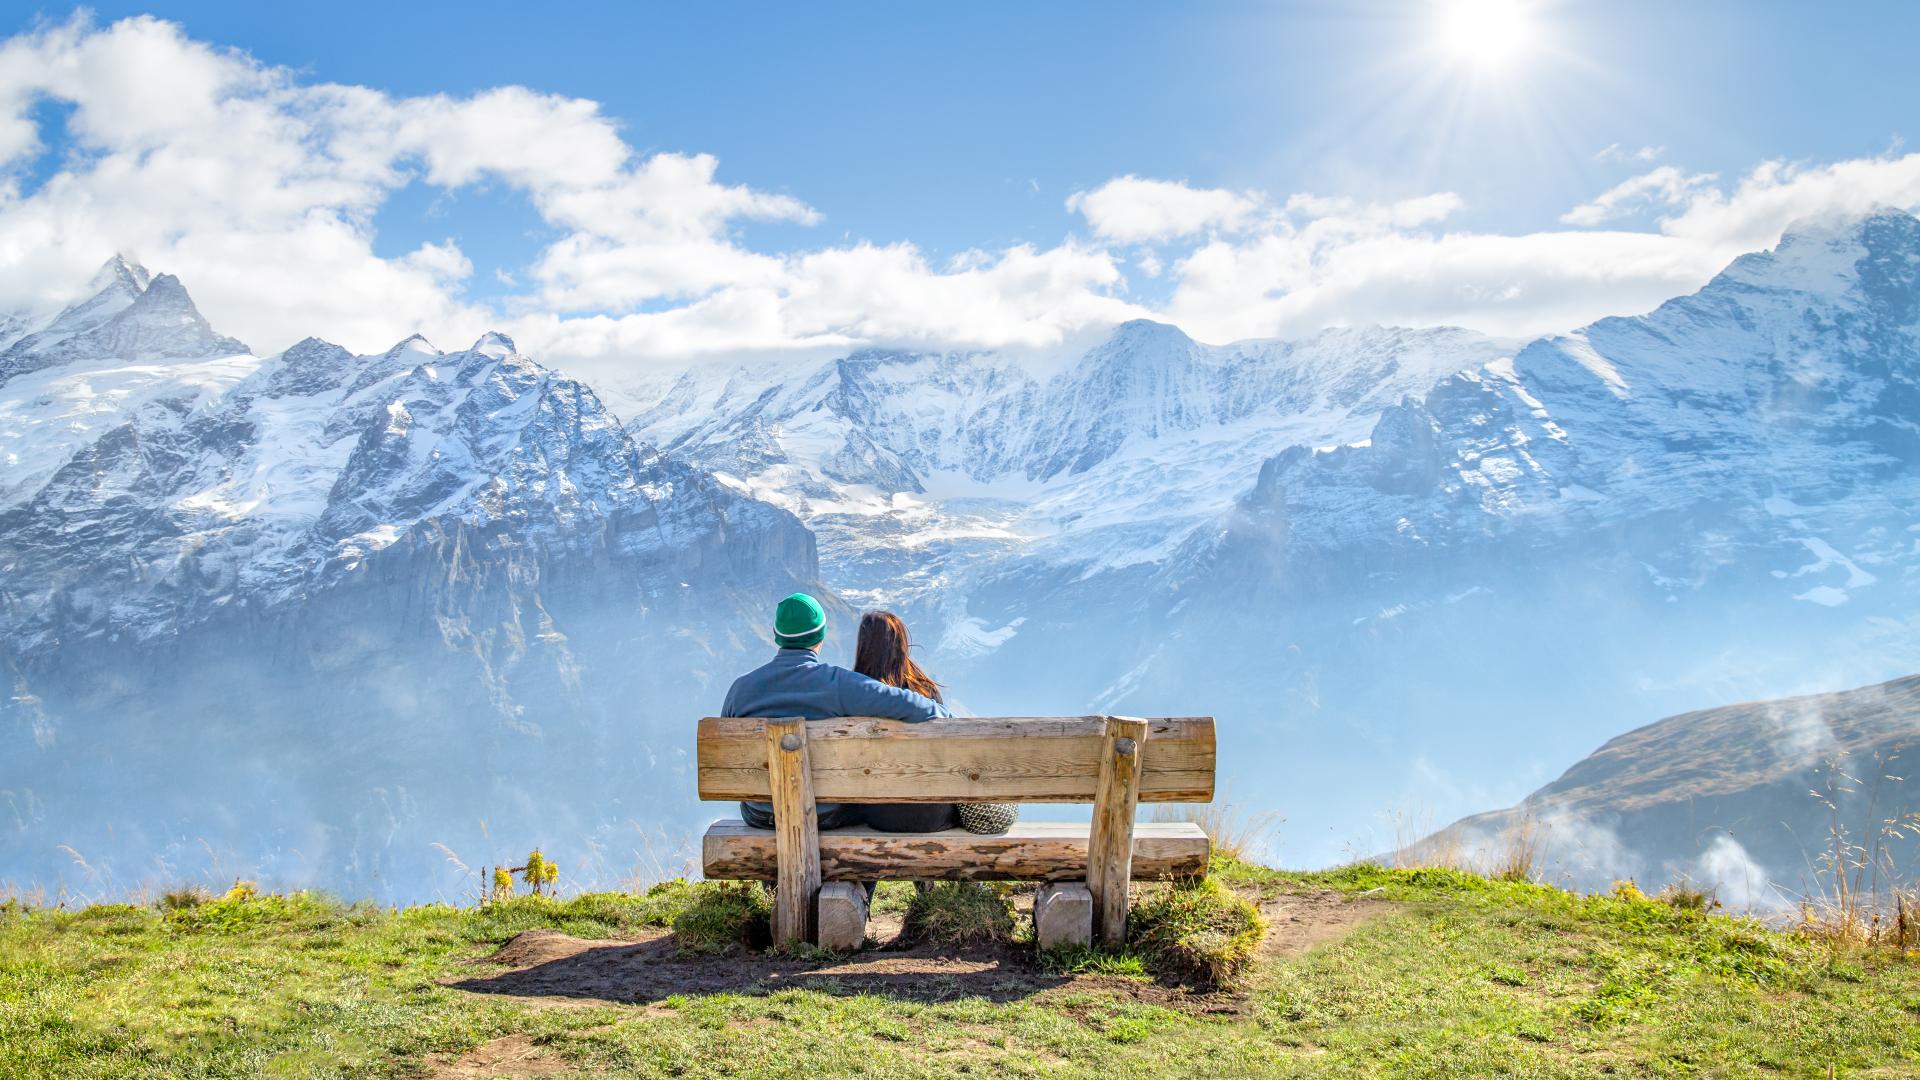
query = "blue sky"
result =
(3, 2, 1919, 374)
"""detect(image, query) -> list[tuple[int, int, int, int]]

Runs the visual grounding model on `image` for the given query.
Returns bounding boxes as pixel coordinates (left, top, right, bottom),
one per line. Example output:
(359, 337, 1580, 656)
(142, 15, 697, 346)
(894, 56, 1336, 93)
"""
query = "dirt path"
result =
(1256, 888, 1396, 957)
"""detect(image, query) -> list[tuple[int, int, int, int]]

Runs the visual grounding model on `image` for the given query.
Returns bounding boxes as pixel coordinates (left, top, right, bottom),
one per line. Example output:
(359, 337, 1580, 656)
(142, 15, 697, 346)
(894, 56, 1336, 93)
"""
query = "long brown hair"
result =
(853, 610, 943, 703)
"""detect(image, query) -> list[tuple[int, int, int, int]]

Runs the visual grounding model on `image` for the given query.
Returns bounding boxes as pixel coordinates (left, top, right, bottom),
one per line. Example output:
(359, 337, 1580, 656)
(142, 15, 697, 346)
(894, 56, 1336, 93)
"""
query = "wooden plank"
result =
(697, 715, 1214, 803)
(1088, 716, 1148, 948)
(763, 717, 821, 946)
(702, 820, 1210, 882)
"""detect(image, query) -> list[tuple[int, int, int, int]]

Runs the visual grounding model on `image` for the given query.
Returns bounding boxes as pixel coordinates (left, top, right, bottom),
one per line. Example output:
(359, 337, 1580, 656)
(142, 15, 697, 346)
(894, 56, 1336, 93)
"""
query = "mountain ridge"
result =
(1404, 673, 1920, 903)
(3, 211, 1918, 895)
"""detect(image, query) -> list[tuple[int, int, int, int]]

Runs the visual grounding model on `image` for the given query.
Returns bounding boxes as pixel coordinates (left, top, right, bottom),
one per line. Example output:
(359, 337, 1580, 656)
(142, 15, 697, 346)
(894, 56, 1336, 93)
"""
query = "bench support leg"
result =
(816, 883, 869, 952)
(765, 717, 821, 946)
(1033, 882, 1094, 949)
(1088, 715, 1149, 948)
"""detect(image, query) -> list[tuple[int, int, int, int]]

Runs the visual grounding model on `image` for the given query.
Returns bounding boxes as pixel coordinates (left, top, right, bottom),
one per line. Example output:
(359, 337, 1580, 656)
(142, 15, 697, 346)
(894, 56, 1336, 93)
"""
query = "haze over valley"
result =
(3, 208, 1916, 902)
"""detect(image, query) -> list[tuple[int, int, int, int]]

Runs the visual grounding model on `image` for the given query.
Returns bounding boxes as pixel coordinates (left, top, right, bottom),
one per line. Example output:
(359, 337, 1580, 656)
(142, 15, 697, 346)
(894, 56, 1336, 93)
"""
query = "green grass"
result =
(902, 881, 1017, 946)
(3, 858, 1918, 1078)
(1043, 876, 1265, 989)
(1128, 876, 1265, 987)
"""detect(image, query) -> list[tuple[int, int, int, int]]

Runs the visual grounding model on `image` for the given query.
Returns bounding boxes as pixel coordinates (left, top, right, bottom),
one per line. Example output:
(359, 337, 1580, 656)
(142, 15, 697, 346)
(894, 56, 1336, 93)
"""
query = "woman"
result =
(852, 610, 960, 833)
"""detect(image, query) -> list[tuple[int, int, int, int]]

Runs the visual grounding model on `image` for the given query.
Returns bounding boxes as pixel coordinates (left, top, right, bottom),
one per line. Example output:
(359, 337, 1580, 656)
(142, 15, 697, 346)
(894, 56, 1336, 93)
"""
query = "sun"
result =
(1437, 0, 1537, 70)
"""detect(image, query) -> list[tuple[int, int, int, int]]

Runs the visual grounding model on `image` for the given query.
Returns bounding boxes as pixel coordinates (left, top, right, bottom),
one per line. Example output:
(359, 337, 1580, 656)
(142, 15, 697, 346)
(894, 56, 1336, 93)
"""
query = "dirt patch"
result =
(1255, 888, 1396, 957)
(449, 887, 1388, 1017)
(481, 929, 635, 968)
(453, 929, 1062, 1006)
(424, 1034, 568, 1079)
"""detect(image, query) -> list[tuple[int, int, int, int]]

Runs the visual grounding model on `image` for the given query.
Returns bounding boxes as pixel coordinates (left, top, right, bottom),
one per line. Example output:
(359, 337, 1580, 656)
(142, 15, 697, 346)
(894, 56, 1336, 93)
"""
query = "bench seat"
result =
(703, 819, 1210, 882)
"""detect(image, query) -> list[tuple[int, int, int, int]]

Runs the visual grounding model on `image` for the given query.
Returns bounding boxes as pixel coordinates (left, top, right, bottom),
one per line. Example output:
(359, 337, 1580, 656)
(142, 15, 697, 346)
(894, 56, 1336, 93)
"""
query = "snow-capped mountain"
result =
(621, 320, 1510, 648)
(633, 211, 1920, 873)
(1184, 209, 1920, 584)
(0, 255, 245, 385)
(0, 259, 821, 899)
(1094, 211, 1920, 867)
(5, 209, 1917, 899)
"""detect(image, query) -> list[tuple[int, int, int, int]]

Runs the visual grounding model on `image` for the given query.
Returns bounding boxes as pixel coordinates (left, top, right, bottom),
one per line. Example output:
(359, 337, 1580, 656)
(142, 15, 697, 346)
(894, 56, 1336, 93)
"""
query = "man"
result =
(724, 592, 949, 829)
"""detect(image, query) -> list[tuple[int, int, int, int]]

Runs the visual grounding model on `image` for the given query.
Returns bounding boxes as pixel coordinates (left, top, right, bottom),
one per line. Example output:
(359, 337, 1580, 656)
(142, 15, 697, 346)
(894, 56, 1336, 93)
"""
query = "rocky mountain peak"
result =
(89, 253, 153, 298)
(0, 259, 247, 383)
(259, 337, 359, 398)
(471, 331, 516, 358)
(76, 271, 249, 360)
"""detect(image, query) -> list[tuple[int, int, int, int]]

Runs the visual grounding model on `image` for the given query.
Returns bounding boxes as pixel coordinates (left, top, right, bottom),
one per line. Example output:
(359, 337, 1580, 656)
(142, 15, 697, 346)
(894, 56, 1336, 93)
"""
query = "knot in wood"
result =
(1114, 736, 1138, 757)
(779, 733, 802, 752)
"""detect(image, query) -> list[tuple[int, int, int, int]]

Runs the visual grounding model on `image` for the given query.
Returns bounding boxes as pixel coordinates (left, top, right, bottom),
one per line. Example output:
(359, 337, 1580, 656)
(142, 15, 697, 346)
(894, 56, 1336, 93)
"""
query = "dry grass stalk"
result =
(1487, 816, 1539, 883)
(1386, 807, 1465, 871)
(1150, 797, 1283, 862)
(1798, 747, 1920, 950)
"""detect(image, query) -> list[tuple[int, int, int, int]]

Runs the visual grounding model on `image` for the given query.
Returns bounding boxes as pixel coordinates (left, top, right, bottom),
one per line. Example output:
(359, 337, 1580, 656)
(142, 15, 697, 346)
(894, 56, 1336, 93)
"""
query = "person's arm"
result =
(837, 670, 949, 722)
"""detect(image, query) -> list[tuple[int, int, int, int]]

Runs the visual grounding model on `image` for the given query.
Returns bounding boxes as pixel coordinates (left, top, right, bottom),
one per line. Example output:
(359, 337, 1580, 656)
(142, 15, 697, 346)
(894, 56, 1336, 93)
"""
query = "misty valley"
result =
(3, 211, 1917, 909)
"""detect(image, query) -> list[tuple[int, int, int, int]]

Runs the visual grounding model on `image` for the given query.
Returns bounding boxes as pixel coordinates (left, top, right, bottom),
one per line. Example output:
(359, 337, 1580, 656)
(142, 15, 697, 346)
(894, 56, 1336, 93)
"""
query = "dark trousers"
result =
(738, 800, 861, 830)
(738, 802, 953, 903)
(861, 803, 957, 832)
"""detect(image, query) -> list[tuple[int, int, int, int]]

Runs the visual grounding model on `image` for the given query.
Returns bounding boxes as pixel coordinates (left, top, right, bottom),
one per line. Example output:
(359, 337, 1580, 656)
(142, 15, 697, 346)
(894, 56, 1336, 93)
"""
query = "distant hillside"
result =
(1409, 675, 1920, 904)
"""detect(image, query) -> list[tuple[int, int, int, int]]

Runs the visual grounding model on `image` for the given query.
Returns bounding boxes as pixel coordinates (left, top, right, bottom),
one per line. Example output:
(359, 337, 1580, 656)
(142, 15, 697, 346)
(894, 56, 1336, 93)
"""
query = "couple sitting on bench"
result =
(703, 591, 1214, 948)
(726, 592, 1012, 837)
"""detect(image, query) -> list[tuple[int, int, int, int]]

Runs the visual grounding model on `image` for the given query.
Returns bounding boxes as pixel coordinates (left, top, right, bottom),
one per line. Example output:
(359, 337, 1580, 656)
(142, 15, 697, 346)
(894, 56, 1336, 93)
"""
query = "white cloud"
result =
(0, 15, 1137, 373)
(1159, 189, 1718, 340)
(1562, 166, 1718, 226)
(4, 15, 1920, 379)
(1596, 143, 1664, 164)
(1160, 153, 1920, 342)
(1066, 176, 1262, 243)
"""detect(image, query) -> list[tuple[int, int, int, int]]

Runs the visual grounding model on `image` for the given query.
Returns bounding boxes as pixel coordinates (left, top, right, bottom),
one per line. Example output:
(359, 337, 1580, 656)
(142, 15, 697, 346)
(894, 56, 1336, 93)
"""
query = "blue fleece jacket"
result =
(723, 647, 950, 822)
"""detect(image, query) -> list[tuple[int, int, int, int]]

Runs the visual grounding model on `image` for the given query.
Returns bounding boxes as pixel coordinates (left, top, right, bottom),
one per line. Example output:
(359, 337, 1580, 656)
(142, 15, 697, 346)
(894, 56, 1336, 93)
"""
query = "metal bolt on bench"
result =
(696, 714, 1217, 949)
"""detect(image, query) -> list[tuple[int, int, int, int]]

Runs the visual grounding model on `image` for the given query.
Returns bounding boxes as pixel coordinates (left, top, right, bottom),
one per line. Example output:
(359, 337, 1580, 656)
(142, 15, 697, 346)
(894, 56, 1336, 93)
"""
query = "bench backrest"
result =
(696, 714, 1216, 803)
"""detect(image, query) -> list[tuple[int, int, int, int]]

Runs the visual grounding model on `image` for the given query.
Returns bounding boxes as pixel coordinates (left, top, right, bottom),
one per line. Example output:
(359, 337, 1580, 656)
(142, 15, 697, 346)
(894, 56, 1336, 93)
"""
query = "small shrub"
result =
(62, 904, 157, 936)
(1658, 882, 1721, 914)
(903, 882, 1016, 946)
(670, 881, 772, 955)
(1610, 879, 1649, 904)
(1128, 877, 1266, 988)
(159, 886, 209, 912)
(164, 888, 344, 934)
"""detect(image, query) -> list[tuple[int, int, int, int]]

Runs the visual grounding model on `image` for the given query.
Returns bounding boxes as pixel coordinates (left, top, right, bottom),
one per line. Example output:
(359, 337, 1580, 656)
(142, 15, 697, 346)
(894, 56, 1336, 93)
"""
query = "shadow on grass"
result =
(447, 929, 1079, 1006)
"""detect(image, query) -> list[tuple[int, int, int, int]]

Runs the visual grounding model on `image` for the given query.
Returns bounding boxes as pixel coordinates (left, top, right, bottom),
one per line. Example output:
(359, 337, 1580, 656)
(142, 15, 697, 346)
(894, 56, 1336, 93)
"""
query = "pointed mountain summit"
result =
(52, 273, 249, 363)
(91, 253, 153, 297)
(0, 255, 157, 380)
(472, 331, 516, 358)
(0, 259, 248, 384)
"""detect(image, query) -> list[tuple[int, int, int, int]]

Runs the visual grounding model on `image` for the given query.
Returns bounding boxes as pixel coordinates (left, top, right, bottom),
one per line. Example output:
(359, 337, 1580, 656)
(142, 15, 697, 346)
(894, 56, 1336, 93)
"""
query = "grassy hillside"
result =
(3, 858, 1917, 1079)
(1407, 674, 1920, 896)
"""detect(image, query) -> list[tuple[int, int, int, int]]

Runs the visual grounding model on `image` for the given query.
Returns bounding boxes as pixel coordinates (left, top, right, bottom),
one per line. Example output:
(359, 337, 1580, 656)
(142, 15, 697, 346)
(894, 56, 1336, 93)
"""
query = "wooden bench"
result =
(697, 714, 1217, 950)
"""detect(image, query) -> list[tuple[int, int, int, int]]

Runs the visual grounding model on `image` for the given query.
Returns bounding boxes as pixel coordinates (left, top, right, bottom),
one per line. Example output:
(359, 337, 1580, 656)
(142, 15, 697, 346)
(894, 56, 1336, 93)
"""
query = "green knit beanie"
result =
(773, 592, 826, 649)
